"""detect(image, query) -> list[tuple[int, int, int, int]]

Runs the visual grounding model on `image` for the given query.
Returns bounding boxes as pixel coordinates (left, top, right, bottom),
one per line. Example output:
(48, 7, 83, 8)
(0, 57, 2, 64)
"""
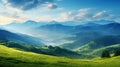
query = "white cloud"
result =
(54, 8, 90, 21)
(93, 10, 106, 18)
(77, 8, 90, 17)
(46, 3, 58, 9)
(54, 9, 120, 23)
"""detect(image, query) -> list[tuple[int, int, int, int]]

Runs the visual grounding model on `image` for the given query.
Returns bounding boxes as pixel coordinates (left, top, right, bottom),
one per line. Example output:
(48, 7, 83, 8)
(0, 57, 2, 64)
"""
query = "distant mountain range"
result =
(1, 20, 120, 46)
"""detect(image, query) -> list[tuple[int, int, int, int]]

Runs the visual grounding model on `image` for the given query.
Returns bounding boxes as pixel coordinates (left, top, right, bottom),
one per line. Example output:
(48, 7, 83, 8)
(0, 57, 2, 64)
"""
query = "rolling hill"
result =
(76, 35, 120, 57)
(60, 32, 102, 50)
(0, 41, 83, 59)
(60, 23, 120, 50)
(0, 44, 120, 67)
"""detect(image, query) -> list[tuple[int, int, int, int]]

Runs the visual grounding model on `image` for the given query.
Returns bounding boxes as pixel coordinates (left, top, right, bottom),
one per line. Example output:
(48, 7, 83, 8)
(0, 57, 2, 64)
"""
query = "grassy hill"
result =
(76, 36, 120, 57)
(89, 44, 120, 56)
(0, 45, 120, 67)
(0, 40, 82, 59)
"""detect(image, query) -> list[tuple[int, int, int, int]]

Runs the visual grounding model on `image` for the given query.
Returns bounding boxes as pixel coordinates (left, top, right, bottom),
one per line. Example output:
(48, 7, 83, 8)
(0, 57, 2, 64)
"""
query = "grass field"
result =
(0, 45, 120, 67)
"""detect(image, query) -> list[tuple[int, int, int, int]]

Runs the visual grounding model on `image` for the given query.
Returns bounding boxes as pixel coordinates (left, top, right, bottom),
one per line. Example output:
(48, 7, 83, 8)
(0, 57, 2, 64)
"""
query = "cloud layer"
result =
(2, 0, 57, 10)
(54, 8, 120, 22)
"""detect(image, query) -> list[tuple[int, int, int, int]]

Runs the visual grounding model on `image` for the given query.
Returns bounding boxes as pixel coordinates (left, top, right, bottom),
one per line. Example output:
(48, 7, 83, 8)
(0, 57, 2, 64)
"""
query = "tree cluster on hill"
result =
(114, 49, 120, 56)
(101, 50, 111, 58)
(101, 49, 120, 58)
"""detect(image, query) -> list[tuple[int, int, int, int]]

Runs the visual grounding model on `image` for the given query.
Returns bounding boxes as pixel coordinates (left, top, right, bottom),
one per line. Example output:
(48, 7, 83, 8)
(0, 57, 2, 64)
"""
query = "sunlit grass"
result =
(0, 45, 120, 67)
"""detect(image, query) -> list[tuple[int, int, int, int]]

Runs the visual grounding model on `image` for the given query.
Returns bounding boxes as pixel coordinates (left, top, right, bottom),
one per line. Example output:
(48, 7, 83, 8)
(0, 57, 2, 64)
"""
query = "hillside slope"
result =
(0, 45, 120, 67)
(76, 36, 120, 57)
(0, 40, 82, 59)
(0, 29, 44, 46)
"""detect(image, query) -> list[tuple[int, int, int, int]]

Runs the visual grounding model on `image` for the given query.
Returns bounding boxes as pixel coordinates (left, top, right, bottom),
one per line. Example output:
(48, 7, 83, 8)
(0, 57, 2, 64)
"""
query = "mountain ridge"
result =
(0, 29, 44, 46)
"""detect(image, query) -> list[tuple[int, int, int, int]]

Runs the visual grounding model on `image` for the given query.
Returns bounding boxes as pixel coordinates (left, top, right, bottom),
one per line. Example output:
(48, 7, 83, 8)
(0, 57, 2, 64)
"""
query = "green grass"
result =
(0, 45, 120, 67)
(75, 41, 120, 57)
(89, 44, 120, 56)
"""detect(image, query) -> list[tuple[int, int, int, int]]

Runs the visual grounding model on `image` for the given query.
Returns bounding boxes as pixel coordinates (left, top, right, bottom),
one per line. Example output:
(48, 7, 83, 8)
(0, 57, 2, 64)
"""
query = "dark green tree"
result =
(48, 45, 54, 49)
(114, 49, 120, 56)
(101, 50, 111, 58)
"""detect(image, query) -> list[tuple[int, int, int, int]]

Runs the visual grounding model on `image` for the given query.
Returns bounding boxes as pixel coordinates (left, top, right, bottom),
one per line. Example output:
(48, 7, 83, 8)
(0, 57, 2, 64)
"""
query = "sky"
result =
(0, 0, 120, 25)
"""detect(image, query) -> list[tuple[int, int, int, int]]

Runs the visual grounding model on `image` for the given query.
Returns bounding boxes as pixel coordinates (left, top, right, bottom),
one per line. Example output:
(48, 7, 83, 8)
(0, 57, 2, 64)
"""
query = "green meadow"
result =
(0, 45, 120, 67)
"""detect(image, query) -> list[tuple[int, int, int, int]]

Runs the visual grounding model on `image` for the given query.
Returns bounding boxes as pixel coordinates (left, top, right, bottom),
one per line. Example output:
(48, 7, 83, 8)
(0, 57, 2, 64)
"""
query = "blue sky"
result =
(0, 0, 120, 25)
